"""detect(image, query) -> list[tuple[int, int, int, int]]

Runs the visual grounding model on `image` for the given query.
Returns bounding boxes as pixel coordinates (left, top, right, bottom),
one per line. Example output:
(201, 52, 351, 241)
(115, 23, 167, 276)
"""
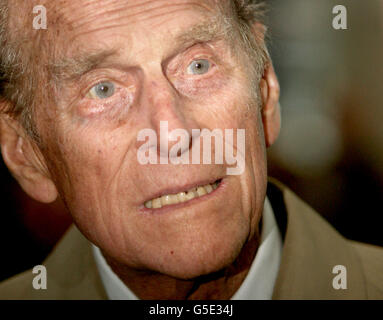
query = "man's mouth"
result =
(144, 179, 222, 209)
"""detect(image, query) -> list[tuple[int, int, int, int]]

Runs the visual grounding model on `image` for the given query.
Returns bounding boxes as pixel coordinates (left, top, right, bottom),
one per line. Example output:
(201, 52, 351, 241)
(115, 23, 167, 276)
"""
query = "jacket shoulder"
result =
(269, 178, 383, 299)
(0, 269, 37, 300)
(0, 225, 107, 300)
(350, 241, 383, 299)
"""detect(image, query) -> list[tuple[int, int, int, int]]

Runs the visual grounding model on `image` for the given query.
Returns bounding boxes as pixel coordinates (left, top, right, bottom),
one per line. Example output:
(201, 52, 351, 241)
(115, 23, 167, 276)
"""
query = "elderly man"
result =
(0, 0, 382, 300)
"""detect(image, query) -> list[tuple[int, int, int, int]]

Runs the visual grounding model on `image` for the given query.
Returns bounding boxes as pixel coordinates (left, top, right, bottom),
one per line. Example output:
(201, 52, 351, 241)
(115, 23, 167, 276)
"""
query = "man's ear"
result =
(0, 116, 58, 203)
(260, 62, 281, 147)
(250, 22, 281, 148)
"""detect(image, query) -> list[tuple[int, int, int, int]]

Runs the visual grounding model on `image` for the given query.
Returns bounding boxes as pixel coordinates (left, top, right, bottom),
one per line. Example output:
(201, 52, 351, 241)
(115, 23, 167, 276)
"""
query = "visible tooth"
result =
(205, 184, 213, 194)
(185, 191, 196, 201)
(161, 195, 173, 206)
(150, 182, 220, 209)
(177, 192, 187, 203)
(196, 186, 207, 197)
(169, 194, 178, 204)
(152, 198, 162, 209)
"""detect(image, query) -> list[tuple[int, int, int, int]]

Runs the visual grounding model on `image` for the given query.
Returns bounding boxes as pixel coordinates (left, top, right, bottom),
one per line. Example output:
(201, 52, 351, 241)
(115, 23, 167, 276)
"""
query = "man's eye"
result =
(87, 82, 116, 99)
(187, 59, 211, 75)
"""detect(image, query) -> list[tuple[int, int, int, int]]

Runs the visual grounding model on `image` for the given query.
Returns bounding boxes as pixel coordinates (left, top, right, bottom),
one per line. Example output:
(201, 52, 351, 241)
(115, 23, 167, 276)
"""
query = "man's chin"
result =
(144, 236, 247, 281)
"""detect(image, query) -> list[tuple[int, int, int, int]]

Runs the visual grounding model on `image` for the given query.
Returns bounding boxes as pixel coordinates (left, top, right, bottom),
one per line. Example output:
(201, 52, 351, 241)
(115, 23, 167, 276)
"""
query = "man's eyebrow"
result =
(49, 48, 120, 82)
(173, 19, 232, 48)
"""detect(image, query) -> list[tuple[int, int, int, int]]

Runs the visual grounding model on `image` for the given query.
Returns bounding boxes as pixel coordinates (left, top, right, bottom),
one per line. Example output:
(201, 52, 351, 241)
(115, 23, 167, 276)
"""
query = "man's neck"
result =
(103, 233, 260, 300)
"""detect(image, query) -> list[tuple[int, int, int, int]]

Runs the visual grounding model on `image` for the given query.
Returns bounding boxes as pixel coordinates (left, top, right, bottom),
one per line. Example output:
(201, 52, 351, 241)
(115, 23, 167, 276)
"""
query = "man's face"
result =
(35, 0, 269, 279)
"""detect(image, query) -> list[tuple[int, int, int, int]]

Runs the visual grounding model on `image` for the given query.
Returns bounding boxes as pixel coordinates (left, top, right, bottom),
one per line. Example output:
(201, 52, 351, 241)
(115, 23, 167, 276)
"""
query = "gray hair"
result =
(0, 0, 268, 140)
(0, 0, 40, 140)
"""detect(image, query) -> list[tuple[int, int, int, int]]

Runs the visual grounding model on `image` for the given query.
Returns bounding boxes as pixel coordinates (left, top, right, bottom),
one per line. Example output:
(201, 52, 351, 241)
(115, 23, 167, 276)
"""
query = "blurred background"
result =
(266, 0, 383, 247)
(1, 0, 382, 282)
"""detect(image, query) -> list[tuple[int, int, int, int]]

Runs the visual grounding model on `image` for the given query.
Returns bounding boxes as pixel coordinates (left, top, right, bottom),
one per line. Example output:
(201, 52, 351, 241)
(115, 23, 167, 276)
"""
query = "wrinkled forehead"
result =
(22, 0, 231, 60)
(9, 1, 233, 43)
(49, 0, 221, 23)
(38, 0, 226, 34)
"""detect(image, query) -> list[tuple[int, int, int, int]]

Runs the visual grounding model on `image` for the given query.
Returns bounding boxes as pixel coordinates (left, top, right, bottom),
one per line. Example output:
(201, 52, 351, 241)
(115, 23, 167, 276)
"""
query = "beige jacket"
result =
(1, 180, 382, 299)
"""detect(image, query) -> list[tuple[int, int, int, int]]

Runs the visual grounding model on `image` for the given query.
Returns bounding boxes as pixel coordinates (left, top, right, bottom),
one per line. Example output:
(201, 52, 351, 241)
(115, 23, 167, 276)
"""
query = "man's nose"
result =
(141, 78, 200, 158)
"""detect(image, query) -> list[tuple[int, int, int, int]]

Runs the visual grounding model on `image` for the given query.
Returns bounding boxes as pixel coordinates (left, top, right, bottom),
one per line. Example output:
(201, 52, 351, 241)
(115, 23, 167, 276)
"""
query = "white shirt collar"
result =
(92, 197, 283, 300)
